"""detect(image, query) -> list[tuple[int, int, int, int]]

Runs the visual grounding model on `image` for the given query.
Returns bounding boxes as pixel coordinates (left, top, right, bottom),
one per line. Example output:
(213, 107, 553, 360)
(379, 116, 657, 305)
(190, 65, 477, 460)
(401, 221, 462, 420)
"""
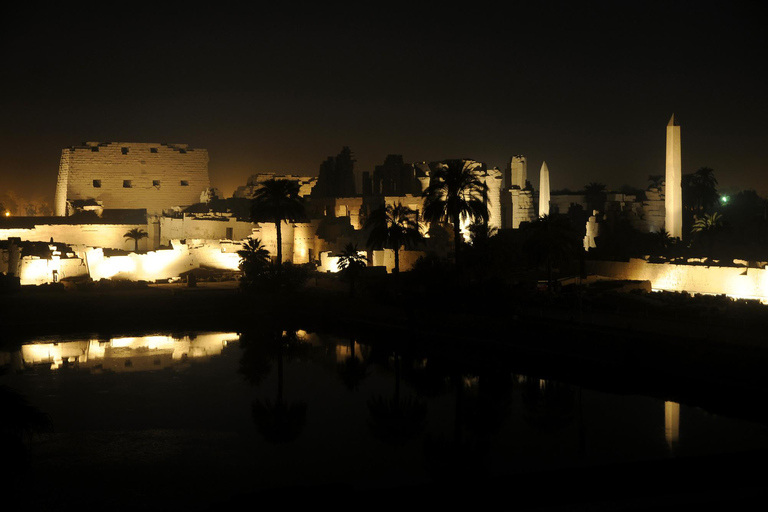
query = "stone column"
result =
(665, 115, 683, 238)
(538, 161, 550, 218)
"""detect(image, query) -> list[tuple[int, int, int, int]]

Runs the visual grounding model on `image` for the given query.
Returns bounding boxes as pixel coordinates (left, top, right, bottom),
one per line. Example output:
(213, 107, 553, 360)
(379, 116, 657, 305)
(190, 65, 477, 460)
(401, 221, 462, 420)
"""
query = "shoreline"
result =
(3, 282, 768, 427)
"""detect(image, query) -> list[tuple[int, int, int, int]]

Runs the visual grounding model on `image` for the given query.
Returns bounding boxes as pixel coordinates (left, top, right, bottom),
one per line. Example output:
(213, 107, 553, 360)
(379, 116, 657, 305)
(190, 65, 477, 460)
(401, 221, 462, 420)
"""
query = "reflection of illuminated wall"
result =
(335, 341, 363, 362)
(665, 401, 680, 452)
(587, 258, 768, 302)
(16, 332, 239, 372)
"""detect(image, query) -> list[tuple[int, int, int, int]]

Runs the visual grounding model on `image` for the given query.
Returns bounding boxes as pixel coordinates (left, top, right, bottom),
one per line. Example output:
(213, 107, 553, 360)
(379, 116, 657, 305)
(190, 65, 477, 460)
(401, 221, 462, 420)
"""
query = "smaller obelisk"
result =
(538, 161, 550, 218)
(665, 114, 682, 238)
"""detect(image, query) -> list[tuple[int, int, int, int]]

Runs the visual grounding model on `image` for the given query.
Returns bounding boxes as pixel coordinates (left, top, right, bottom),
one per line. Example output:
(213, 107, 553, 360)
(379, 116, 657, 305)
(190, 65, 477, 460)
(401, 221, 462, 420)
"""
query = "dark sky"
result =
(1, 1, 765, 210)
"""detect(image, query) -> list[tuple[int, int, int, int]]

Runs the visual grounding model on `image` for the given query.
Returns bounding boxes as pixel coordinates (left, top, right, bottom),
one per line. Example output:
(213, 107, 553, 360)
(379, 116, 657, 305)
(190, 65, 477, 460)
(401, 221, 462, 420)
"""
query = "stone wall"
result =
(159, 215, 255, 245)
(587, 258, 768, 300)
(54, 142, 210, 216)
(0, 222, 149, 251)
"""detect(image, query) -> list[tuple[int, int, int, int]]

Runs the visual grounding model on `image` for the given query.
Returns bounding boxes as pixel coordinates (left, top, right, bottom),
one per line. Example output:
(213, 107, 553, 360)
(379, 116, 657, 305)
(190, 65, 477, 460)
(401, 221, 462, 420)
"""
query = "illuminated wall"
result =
(0, 222, 148, 251)
(159, 215, 255, 245)
(587, 258, 768, 301)
(370, 248, 426, 274)
(54, 142, 210, 216)
(17, 253, 89, 285)
(234, 173, 317, 198)
(85, 240, 242, 282)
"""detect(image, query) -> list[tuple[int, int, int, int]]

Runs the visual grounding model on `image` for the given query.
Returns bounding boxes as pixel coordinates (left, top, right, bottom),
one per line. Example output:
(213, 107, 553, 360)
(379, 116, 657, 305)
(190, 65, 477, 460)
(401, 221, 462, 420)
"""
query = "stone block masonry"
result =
(54, 142, 210, 216)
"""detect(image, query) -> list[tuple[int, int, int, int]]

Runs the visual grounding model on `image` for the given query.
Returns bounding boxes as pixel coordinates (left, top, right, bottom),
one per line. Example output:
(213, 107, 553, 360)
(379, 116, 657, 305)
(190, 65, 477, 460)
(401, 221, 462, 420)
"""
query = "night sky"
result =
(1, 1, 765, 212)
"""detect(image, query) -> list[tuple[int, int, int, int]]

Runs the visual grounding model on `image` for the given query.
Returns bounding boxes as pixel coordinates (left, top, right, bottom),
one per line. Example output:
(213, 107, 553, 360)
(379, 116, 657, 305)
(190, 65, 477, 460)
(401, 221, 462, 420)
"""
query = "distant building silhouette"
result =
(312, 146, 356, 198)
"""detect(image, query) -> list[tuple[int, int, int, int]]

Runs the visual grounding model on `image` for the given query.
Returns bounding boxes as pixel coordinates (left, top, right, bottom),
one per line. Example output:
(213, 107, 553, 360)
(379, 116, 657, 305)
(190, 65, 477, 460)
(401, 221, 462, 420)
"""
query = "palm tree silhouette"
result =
(584, 182, 607, 214)
(523, 214, 580, 290)
(422, 159, 488, 266)
(123, 228, 148, 252)
(251, 179, 307, 267)
(689, 167, 719, 214)
(365, 203, 423, 274)
(337, 242, 367, 296)
(237, 238, 271, 288)
(367, 351, 427, 445)
(241, 329, 309, 444)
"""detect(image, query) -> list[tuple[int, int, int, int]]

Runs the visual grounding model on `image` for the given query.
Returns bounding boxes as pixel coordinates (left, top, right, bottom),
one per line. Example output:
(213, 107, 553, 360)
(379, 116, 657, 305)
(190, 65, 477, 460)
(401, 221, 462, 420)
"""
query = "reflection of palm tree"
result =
(123, 228, 148, 252)
(251, 179, 307, 267)
(365, 203, 422, 274)
(240, 329, 308, 444)
(336, 338, 369, 391)
(422, 368, 489, 483)
(422, 159, 489, 266)
(1, 367, 51, 467)
(521, 376, 575, 431)
(367, 352, 426, 445)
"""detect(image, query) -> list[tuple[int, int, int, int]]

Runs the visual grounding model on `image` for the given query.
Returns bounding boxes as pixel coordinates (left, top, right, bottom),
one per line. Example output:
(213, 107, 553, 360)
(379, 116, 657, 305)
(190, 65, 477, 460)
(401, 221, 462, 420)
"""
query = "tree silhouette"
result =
(422, 159, 488, 266)
(123, 228, 148, 252)
(689, 167, 719, 214)
(241, 328, 309, 444)
(336, 338, 370, 391)
(584, 182, 607, 214)
(367, 351, 426, 445)
(251, 179, 307, 267)
(365, 203, 423, 274)
(523, 214, 580, 290)
(337, 242, 367, 296)
(237, 238, 271, 288)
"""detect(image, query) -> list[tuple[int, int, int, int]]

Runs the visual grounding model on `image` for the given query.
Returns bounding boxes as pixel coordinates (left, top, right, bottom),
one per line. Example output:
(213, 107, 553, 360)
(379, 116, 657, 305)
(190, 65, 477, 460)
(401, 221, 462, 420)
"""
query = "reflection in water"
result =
(367, 352, 427, 445)
(8, 325, 768, 509)
(521, 376, 576, 431)
(336, 339, 370, 391)
(240, 328, 308, 443)
(15, 332, 239, 372)
(0, 367, 51, 470)
(665, 401, 680, 452)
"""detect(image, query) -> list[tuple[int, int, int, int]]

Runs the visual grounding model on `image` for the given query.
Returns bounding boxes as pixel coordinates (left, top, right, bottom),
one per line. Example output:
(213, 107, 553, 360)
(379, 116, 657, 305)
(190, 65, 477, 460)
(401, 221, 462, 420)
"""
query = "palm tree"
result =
(237, 238, 271, 288)
(251, 179, 307, 267)
(690, 167, 719, 214)
(365, 203, 423, 274)
(692, 211, 723, 233)
(337, 242, 367, 296)
(123, 228, 148, 252)
(584, 182, 607, 214)
(523, 214, 580, 290)
(422, 159, 489, 266)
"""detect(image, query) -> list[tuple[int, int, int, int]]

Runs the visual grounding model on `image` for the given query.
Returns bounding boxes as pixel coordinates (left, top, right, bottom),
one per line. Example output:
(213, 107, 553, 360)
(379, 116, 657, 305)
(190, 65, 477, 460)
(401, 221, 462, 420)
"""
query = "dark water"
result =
(3, 330, 768, 509)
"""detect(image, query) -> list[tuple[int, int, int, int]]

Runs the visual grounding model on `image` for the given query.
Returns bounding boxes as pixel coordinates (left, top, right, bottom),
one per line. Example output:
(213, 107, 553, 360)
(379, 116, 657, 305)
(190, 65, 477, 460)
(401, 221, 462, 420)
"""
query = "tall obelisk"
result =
(665, 114, 682, 238)
(538, 161, 550, 217)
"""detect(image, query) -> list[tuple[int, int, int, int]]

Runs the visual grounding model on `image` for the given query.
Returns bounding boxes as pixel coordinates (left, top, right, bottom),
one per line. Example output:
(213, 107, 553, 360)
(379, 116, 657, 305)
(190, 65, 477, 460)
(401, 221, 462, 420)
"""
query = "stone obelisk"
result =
(665, 114, 682, 238)
(538, 161, 550, 217)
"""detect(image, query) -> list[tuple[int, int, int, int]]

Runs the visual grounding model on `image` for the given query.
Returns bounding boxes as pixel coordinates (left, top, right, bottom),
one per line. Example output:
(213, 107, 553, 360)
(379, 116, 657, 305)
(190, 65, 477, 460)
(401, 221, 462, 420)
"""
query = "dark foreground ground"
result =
(3, 278, 768, 509)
